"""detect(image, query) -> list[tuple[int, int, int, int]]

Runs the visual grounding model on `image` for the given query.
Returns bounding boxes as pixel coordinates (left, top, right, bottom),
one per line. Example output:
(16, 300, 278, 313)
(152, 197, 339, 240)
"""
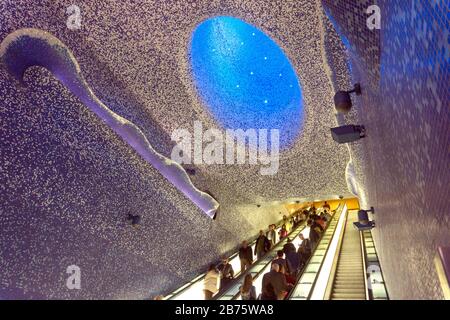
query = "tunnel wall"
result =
(323, 0, 450, 299)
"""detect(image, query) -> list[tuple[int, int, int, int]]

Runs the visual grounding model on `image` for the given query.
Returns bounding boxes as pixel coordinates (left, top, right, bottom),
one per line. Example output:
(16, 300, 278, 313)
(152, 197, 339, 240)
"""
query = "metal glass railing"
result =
(288, 204, 345, 300)
(166, 217, 300, 300)
(361, 230, 389, 300)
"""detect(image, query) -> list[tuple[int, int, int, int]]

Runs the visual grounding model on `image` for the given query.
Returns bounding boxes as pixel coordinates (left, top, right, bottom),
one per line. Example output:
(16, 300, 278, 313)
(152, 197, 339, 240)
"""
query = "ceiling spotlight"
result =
(334, 83, 361, 113)
(354, 207, 375, 231)
(127, 214, 141, 227)
(256, 204, 261, 208)
(330, 125, 366, 144)
(185, 168, 196, 175)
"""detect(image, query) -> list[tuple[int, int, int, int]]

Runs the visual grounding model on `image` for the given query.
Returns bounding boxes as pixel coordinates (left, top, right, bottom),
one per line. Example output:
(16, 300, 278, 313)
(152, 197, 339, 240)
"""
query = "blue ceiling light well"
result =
(190, 16, 304, 149)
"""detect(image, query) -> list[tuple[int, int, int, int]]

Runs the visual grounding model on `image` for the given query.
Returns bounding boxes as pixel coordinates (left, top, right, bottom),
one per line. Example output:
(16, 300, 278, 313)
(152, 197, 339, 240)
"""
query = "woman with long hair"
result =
(239, 274, 256, 300)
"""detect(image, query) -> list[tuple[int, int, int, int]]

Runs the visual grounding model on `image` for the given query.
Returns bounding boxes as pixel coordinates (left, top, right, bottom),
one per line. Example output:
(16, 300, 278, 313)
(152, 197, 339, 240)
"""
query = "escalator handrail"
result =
(360, 229, 370, 300)
(323, 206, 349, 299)
(361, 231, 390, 300)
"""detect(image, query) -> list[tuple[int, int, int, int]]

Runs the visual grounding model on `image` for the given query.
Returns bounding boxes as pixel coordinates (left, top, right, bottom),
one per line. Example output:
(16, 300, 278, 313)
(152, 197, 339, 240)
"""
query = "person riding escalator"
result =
(217, 257, 234, 291)
(255, 230, 271, 260)
(298, 233, 312, 271)
(238, 240, 254, 273)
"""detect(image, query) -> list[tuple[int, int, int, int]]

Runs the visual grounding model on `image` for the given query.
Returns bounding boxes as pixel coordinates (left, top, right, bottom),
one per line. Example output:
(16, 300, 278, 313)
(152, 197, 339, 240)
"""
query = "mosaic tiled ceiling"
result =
(0, 0, 355, 298)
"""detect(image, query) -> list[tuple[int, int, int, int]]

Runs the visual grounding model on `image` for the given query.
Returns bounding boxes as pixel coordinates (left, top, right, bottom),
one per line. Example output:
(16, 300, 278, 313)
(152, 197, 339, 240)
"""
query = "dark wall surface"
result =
(324, 0, 450, 299)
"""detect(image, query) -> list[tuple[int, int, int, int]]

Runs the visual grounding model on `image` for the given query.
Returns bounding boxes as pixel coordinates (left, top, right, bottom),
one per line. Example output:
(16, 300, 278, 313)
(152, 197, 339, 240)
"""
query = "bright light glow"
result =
(229, 255, 241, 277)
(190, 16, 304, 148)
(253, 263, 272, 298)
(310, 204, 348, 300)
(293, 227, 310, 247)
(171, 279, 206, 300)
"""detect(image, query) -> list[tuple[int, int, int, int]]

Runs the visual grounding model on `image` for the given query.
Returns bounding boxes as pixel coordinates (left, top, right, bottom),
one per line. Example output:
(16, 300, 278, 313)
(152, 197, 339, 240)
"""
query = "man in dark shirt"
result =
(298, 233, 312, 270)
(255, 230, 271, 260)
(217, 257, 234, 291)
(283, 238, 296, 255)
(273, 250, 290, 274)
(283, 238, 299, 275)
(238, 240, 253, 273)
(262, 263, 289, 300)
(308, 219, 320, 248)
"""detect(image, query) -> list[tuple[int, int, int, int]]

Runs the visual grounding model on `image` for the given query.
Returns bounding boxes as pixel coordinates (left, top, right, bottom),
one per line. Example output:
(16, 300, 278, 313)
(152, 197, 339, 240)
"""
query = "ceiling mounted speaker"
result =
(334, 83, 361, 113)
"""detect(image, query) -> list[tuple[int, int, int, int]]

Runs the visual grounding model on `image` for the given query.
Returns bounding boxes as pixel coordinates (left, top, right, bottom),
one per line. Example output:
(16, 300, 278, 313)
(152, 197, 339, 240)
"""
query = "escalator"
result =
(327, 210, 366, 300)
(166, 218, 301, 300)
(288, 204, 345, 300)
(215, 222, 308, 300)
(287, 206, 388, 300)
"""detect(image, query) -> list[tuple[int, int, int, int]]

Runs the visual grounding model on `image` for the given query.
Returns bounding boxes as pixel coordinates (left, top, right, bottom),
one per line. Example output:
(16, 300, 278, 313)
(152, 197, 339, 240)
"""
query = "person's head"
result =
(279, 264, 286, 274)
(222, 257, 229, 265)
(153, 295, 164, 300)
(269, 224, 274, 230)
(324, 201, 328, 204)
(283, 215, 287, 220)
(277, 250, 284, 258)
(259, 230, 264, 236)
(307, 219, 313, 226)
(271, 263, 280, 272)
(299, 234, 305, 240)
(242, 274, 253, 292)
(287, 238, 292, 243)
(282, 224, 286, 230)
(242, 240, 248, 248)
(208, 264, 216, 272)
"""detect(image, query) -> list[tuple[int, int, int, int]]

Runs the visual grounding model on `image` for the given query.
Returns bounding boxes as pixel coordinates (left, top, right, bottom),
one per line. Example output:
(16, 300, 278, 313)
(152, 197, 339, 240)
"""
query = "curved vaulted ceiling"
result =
(0, 0, 355, 299)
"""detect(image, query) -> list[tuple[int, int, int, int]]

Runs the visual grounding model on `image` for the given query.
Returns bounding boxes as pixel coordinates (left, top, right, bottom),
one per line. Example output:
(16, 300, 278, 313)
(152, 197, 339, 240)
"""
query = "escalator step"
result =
(334, 288, 365, 292)
(333, 285, 365, 289)
(335, 278, 365, 282)
(331, 293, 366, 299)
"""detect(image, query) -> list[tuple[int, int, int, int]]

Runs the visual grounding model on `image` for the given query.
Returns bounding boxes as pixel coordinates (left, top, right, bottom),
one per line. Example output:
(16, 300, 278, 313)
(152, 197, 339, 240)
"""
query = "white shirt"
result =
(203, 270, 220, 293)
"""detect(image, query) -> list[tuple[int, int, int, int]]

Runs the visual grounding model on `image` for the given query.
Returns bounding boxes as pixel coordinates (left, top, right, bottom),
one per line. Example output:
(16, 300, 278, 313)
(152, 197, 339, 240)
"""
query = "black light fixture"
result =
(334, 83, 361, 113)
(185, 168, 196, 175)
(331, 83, 365, 144)
(127, 213, 141, 226)
(330, 125, 366, 144)
(353, 207, 375, 231)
